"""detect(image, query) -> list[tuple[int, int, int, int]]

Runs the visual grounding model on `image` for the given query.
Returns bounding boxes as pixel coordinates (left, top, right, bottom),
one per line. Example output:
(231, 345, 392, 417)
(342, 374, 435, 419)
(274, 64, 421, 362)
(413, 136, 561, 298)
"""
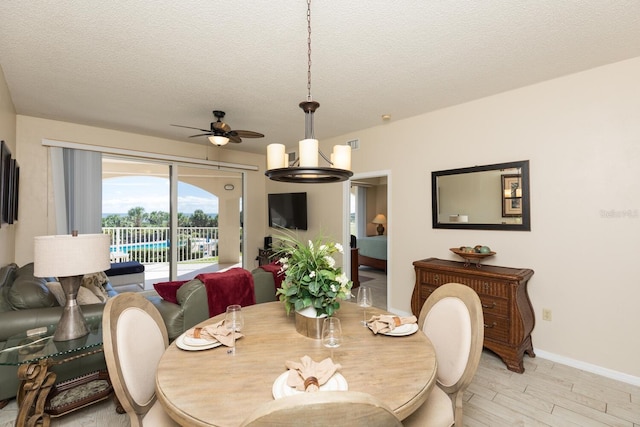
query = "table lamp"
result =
(34, 231, 111, 341)
(371, 214, 387, 236)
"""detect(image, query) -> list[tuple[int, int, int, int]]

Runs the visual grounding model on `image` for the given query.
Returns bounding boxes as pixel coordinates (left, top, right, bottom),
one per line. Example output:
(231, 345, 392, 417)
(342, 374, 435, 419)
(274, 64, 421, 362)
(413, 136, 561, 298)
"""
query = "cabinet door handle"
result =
(482, 302, 496, 309)
(484, 322, 497, 329)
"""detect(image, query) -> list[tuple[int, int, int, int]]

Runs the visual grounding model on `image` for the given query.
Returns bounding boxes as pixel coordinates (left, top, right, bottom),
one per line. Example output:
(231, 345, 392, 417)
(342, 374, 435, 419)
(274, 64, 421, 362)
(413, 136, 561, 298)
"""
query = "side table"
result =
(0, 318, 113, 426)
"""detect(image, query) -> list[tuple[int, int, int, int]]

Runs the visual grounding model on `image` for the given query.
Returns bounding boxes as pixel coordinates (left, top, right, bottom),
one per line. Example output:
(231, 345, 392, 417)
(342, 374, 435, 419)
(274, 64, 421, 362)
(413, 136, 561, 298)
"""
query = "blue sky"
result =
(102, 176, 218, 214)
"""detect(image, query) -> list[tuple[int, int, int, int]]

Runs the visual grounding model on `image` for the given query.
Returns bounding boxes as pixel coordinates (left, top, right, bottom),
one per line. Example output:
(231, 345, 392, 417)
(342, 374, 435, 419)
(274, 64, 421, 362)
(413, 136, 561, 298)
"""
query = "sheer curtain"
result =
(51, 147, 102, 234)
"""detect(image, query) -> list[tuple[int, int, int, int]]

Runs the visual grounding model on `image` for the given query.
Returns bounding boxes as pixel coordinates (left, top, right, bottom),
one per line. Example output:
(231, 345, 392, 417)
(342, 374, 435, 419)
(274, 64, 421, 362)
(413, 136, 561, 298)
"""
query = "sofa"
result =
(147, 267, 278, 340)
(0, 262, 278, 403)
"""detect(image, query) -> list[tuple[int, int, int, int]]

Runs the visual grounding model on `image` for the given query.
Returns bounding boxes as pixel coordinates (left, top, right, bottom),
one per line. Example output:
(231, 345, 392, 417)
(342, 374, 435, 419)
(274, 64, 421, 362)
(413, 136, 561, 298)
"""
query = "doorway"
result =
(344, 170, 390, 310)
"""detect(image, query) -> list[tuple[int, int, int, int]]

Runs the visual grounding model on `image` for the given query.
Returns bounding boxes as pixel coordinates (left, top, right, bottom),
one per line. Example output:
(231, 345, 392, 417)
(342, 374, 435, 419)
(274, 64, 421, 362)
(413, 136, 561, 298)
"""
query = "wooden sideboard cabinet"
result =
(412, 258, 535, 373)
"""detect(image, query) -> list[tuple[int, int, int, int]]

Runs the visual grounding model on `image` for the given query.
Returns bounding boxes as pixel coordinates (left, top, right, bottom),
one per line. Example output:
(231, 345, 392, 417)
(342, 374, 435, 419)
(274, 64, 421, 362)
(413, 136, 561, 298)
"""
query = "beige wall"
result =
(14, 116, 268, 269)
(0, 66, 16, 266)
(316, 56, 640, 379)
(7, 56, 640, 379)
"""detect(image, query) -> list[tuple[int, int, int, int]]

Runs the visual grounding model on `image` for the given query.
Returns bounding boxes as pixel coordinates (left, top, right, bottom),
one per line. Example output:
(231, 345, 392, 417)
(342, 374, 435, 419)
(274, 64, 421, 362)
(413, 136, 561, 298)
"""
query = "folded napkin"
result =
(367, 314, 417, 334)
(185, 320, 243, 347)
(285, 355, 341, 392)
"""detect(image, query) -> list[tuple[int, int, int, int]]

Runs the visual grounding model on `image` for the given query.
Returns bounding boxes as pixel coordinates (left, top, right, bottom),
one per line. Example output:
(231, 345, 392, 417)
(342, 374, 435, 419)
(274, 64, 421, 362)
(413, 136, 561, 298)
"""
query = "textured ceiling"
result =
(1, 1, 640, 154)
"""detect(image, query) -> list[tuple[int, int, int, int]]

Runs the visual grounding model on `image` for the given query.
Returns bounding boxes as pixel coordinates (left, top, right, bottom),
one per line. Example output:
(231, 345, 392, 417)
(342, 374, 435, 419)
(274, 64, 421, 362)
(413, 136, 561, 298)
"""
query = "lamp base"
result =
(54, 275, 89, 341)
(376, 224, 385, 236)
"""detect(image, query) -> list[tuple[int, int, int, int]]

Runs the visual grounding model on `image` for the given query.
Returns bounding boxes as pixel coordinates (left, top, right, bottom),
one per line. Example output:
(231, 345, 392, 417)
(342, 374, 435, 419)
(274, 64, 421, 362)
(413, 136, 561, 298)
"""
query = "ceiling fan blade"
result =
(188, 133, 213, 138)
(234, 130, 265, 138)
(228, 134, 242, 143)
(171, 124, 210, 133)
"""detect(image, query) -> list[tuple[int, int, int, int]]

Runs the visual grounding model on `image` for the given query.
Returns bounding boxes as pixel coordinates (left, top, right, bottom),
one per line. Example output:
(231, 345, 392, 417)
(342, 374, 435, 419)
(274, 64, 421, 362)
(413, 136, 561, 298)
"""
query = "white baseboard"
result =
(535, 349, 640, 387)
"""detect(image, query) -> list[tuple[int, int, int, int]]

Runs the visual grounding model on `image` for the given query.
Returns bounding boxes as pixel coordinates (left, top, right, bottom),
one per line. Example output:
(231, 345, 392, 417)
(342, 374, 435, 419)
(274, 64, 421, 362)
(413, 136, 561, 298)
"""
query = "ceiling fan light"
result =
(209, 135, 229, 146)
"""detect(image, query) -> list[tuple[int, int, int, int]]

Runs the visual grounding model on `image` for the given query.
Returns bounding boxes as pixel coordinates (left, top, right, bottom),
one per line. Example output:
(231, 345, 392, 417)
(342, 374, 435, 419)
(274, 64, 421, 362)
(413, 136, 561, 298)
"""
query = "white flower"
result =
(309, 271, 316, 278)
(324, 256, 335, 268)
(335, 243, 344, 253)
(308, 240, 314, 251)
(319, 244, 327, 252)
(331, 284, 337, 292)
(336, 272, 349, 285)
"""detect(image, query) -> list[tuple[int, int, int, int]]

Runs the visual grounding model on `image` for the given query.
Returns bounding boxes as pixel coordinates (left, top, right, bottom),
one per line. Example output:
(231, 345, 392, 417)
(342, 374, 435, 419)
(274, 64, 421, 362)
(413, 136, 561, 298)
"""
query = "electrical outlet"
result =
(542, 308, 552, 321)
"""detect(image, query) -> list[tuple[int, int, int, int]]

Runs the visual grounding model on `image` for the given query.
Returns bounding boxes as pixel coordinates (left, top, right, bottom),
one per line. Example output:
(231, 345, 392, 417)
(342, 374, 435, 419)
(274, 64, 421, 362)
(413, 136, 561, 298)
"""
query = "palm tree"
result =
(127, 206, 147, 227)
(148, 210, 169, 227)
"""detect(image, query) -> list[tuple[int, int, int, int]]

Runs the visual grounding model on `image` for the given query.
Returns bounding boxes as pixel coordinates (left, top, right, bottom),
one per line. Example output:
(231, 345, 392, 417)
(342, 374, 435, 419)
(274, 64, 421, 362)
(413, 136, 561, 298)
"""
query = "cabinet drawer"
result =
(419, 270, 512, 299)
(419, 284, 508, 319)
(483, 313, 510, 342)
(477, 295, 509, 317)
(419, 284, 438, 305)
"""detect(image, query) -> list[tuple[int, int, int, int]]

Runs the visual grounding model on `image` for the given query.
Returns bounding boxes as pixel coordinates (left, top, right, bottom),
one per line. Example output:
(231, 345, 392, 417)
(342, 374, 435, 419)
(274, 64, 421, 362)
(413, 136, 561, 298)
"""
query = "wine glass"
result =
(321, 317, 342, 360)
(357, 286, 373, 326)
(224, 305, 244, 355)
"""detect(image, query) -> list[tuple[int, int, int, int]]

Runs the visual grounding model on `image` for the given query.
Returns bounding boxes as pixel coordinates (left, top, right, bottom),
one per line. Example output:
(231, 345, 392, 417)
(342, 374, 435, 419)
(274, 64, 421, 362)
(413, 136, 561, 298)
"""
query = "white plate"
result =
(272, 371, 348, 399)
(183, 335, 216, 347)
(175, 333, 222, 351)
(381, 323, 419, 336)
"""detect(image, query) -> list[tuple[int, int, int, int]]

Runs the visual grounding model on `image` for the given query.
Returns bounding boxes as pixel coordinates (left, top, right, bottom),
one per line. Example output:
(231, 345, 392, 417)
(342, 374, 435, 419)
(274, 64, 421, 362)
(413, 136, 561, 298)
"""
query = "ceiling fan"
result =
(171, 110, 264, 146)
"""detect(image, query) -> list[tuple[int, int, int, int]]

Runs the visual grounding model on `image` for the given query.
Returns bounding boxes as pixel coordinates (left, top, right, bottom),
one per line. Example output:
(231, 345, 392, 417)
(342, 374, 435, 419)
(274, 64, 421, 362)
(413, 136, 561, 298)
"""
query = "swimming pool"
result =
(110, 240, 169, 253)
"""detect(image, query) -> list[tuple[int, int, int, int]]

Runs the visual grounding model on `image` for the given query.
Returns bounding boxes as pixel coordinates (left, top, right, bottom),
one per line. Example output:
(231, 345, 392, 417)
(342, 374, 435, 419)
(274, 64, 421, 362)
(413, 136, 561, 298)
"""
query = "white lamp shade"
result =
(34, 233, 111, 277)
(208, 135, 230, 146)
(299, 139, 319, 167)
(332, 145, 351, 170)
(267, 144, 286, 169)
(371, 214, 387, 224)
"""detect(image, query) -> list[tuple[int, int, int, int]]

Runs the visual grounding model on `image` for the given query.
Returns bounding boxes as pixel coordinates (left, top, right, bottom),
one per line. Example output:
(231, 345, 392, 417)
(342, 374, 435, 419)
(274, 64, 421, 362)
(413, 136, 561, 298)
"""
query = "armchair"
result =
(146, 267, 279, 341)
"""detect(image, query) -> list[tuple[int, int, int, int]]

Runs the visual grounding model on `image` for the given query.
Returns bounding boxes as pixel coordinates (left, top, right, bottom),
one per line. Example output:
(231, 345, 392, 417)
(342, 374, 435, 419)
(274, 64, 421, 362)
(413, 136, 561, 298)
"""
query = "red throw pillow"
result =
(153, 280, 188, 304)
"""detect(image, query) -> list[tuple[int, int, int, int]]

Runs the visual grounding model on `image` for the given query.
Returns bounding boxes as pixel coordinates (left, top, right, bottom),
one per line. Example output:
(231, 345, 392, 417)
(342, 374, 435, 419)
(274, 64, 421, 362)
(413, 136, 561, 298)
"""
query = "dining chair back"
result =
(102, 292, 178, 427)
(403, 283, 484, 427)
(240, 390, 402, 427)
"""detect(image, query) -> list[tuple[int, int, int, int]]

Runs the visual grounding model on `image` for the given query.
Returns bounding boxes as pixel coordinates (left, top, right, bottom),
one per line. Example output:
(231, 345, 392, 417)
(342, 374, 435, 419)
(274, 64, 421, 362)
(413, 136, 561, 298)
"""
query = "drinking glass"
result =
(321, 317, 342, 360)
(357, 286, 373, 326)
(224, 304, 244, 355)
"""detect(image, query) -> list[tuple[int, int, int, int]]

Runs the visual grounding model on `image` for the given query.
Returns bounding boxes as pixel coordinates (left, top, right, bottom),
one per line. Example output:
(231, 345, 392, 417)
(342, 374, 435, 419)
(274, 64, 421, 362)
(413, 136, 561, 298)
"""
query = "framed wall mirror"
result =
(432, 160, 530, 231)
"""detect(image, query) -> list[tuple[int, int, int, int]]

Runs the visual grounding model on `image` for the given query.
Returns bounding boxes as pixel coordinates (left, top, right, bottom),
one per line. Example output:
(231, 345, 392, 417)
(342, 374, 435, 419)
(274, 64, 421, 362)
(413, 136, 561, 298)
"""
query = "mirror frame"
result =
(431, 160, 531, 231)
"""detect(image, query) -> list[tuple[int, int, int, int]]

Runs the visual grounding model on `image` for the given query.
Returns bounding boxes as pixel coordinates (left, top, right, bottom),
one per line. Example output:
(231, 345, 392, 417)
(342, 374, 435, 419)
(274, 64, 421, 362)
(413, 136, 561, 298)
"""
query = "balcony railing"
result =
(102, 227, 218, 264)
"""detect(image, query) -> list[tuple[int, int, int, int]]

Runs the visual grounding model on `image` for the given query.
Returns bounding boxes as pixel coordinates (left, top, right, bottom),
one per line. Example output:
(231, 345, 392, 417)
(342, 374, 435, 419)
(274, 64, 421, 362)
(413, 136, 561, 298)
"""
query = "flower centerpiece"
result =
(274, 231, 353, 318)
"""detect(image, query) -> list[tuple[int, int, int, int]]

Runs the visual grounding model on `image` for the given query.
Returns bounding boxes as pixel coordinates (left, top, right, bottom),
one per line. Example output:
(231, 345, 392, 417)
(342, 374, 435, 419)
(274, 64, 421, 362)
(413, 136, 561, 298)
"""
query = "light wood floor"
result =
(2, 350, 637, 426)
(466, 351, 640, 426)
(355, 266, 387, 310)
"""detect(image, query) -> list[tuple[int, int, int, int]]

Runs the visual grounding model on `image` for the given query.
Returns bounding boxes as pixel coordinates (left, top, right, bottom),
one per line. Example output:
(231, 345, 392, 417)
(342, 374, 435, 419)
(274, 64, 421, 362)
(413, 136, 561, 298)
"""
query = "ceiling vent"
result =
(286, 151, 296, 164)
(346, 139, 360, 150)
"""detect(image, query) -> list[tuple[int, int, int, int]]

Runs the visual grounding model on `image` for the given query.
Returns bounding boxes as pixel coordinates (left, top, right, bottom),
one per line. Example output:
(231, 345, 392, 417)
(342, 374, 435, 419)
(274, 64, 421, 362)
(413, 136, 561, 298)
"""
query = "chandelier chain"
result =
(306, 0, 312, 101)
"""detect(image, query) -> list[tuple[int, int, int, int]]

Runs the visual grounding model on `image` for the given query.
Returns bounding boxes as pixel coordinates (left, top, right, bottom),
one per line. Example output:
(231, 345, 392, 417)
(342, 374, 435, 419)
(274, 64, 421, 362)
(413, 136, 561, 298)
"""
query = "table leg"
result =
(16, 360, 55, 427)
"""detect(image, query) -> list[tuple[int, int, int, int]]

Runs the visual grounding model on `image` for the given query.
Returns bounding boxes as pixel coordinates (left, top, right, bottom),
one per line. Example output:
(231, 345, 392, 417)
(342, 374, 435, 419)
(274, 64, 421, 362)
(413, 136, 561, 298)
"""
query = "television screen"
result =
(268, 192, 308, 230)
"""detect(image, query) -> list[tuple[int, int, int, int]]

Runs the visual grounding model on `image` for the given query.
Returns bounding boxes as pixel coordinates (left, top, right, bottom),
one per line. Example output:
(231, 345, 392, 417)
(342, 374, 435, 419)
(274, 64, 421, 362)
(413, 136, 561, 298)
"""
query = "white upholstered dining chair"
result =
(403, 283, 484, 427)
(240, 390, 402, 427)
(102, 292, 178, 426)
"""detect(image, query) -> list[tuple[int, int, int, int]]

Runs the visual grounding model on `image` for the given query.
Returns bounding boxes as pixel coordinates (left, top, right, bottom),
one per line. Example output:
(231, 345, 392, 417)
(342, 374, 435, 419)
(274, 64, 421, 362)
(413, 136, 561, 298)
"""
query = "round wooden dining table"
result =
(155, 301, 437, 426)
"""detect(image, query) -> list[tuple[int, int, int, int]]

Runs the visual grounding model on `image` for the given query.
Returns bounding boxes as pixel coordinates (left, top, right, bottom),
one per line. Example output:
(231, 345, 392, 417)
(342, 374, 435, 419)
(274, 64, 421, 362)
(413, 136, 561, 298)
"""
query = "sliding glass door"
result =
(102, 156, 243, 288)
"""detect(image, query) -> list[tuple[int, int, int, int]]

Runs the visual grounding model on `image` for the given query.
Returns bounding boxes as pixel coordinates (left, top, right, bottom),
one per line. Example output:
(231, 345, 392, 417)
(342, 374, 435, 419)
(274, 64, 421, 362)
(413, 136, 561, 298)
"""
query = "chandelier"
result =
(265, 0, 353, 183)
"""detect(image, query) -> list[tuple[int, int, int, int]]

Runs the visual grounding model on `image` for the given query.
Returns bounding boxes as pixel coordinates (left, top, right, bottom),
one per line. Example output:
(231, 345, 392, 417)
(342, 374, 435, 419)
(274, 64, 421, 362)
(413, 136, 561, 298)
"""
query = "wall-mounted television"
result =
(268, 192, 308, 230)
